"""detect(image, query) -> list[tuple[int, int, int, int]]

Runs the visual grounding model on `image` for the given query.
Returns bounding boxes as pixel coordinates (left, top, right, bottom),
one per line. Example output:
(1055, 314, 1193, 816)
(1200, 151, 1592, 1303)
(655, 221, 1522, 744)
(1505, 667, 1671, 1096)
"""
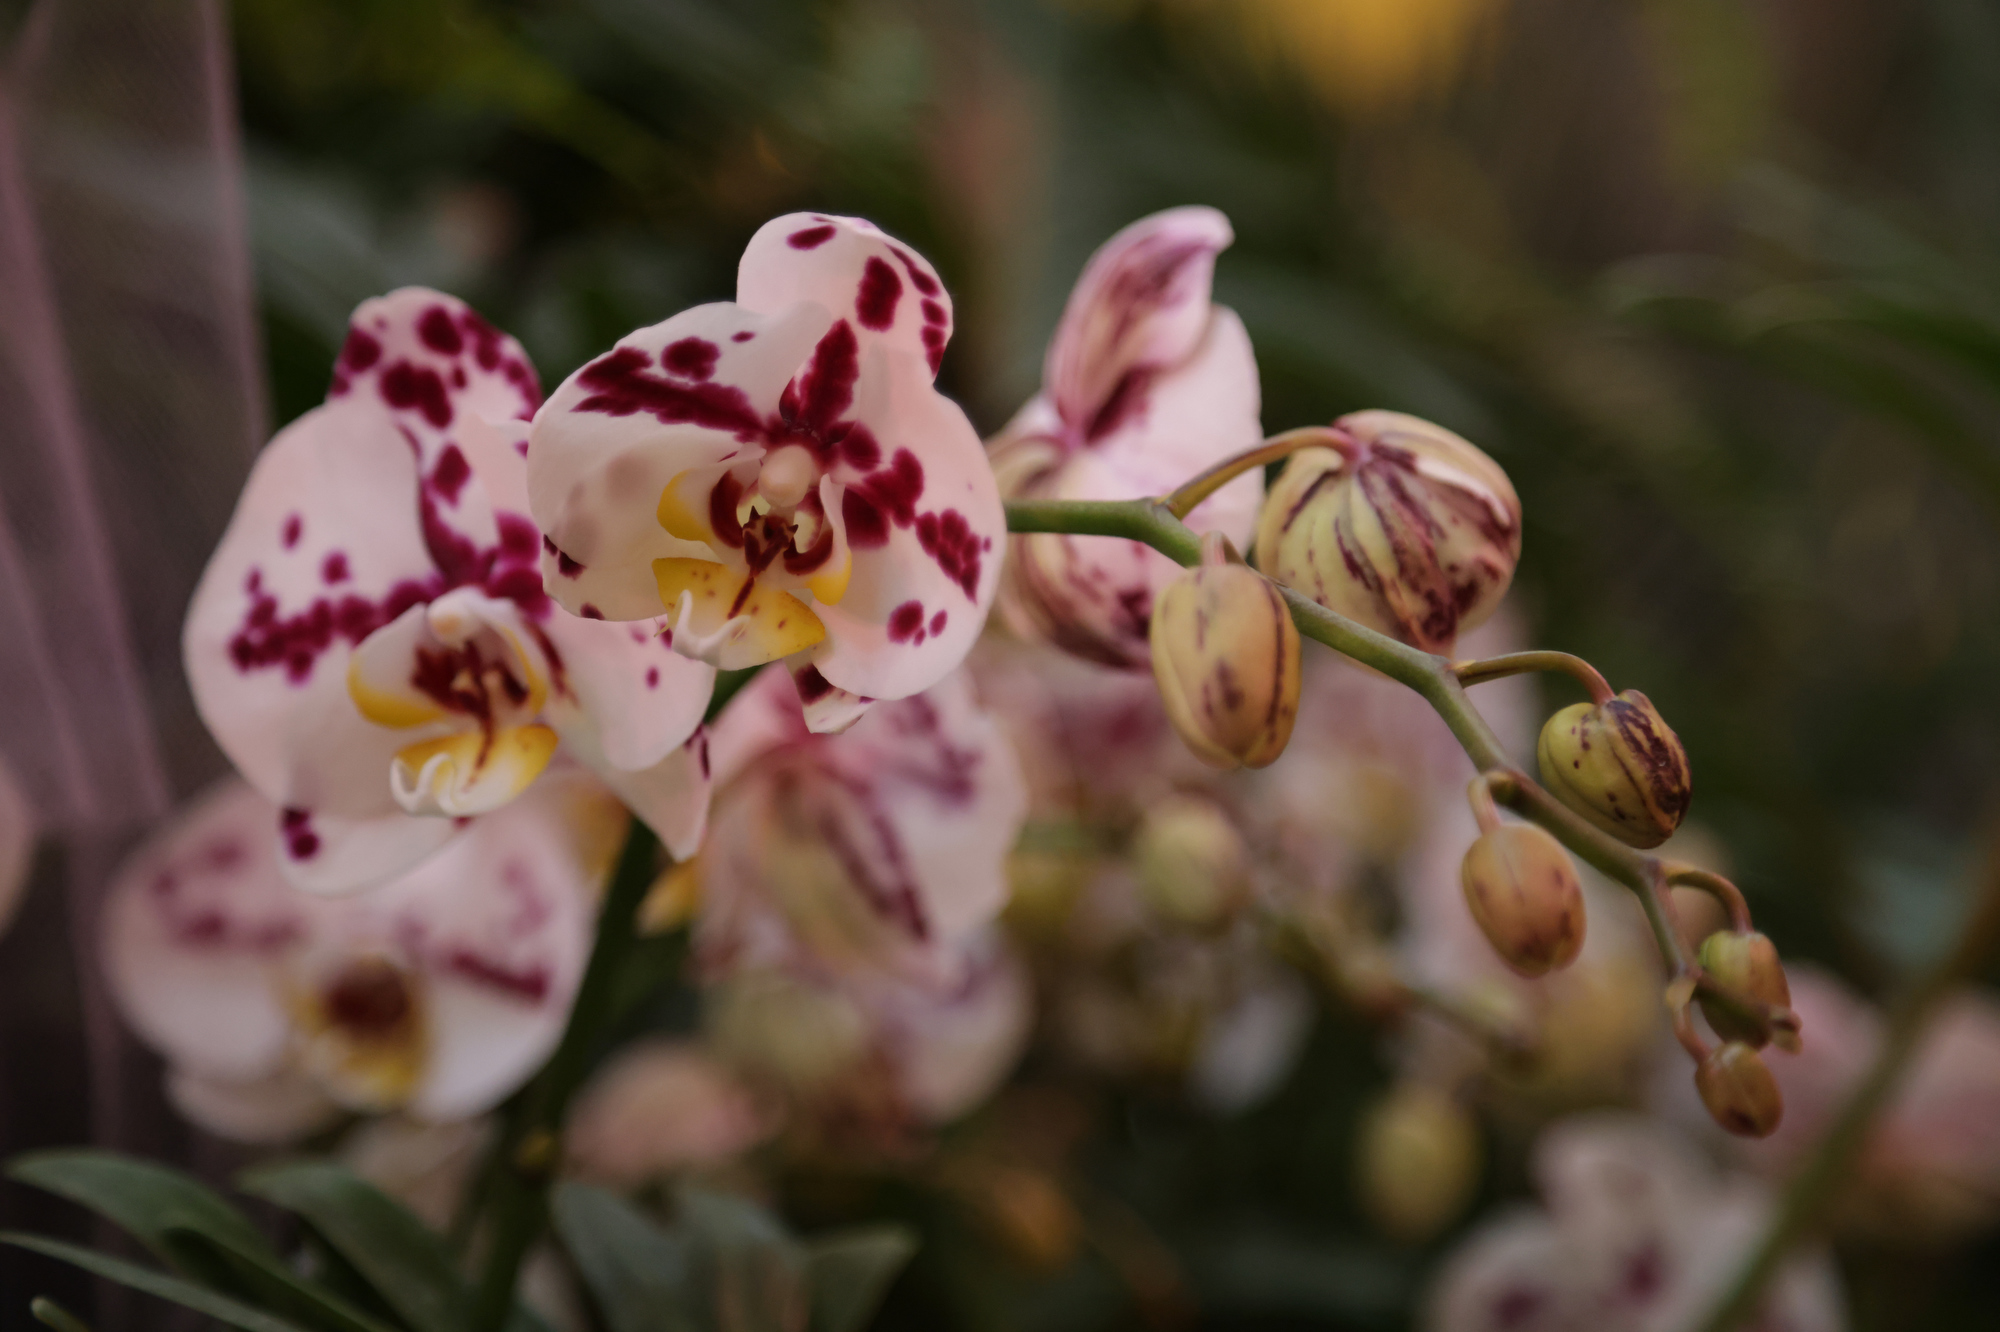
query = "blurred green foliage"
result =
(231, 1, 2000, 1327)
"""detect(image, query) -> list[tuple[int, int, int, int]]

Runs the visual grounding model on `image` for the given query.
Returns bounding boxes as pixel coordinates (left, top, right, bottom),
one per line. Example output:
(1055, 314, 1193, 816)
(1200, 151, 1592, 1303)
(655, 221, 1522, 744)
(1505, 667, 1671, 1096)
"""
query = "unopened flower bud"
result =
(1696, 1041, 1784, 1138)
(1133, 794, 1253, 928)
(1460, 824, 1585, 978)
(1537, 690, 1691, 849)
(1357, 1083, 1482, 1243)
(1149, 550, 1301, 770)
(1697, 931, 1791, 1048)
(1253, 411, 1520, 654)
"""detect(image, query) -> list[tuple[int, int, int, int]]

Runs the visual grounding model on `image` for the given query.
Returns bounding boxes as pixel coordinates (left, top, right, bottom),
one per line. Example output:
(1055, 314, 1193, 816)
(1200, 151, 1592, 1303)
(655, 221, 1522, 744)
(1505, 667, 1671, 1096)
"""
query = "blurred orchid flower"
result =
(184, 289, 714, 892)
(1720, 966, 2000, 1241)
(990, 206, 1264, 668)
(526, 214, 1004, 732)
(707, 931, 1031, 1130)
(689, 662, 1027, 987)
(1427, 1115, 1845, 1332)
(102, 774, 614, 1140)
(565, 1038, 780, 1186)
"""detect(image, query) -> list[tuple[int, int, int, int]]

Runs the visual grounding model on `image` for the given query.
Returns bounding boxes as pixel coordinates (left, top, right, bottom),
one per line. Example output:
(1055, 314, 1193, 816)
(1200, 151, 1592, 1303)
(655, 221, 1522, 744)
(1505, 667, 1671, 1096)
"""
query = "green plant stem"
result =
(1686, 840, 2000, 1332)
(465, 665, 755, 1330)
(1160, 426, 1342, 518)
(30, 1298, 92, 1332)
(468, 818, 660, 1330)
(1452, 650, 1614, 705)
(1004, 497, 1793, 1021)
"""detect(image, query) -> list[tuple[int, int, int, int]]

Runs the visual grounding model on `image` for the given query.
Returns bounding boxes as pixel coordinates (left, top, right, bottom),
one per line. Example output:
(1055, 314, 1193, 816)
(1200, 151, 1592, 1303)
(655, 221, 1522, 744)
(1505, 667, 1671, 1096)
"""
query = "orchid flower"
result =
(526, 214, 1004, 734)
(184, 289, 714, 892)
(101, 774, 614, 1140)
(565, 1038, 780, 1186)
(687, 662, 1027, 987)
(990, 206, 1264, 668)
(1427, 1115, 1846, 1332)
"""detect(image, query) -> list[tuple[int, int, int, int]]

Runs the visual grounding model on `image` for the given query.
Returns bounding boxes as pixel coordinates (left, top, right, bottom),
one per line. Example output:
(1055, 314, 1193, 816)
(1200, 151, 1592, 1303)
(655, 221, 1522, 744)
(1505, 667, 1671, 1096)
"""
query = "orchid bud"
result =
(1357, 1083, 1481, 1243)
(1148, 545, 1301, 770)
(1133, 794, 1253, 928)
(1253, 411, 1520, 654)
(1460, 824, 1585, 978)
(1696, 1041, 1784, 1138)
(1537, 691, 1691, 849)
(1697, 931, 1791, 1048)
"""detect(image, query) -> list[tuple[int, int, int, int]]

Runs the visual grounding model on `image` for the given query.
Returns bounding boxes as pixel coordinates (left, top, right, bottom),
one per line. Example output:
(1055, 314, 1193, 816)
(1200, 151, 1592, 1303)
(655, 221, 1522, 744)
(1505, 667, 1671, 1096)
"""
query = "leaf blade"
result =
(0, 1233, 314, 1332)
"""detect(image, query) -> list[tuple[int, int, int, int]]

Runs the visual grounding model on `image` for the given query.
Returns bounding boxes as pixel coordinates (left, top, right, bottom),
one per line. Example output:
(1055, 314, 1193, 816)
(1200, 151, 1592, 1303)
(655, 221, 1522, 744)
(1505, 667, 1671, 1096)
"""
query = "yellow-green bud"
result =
(1253, 410, 1521, 654)
(1460, 824, 1585, 977)
(1536, 690, 1691, 849)
(1357, 1083, 1482, 1243)
(1133, 793, 1253, 928)
(1149, 556, 1301, 770)
(1696, 1041, 1784, 1138)
(1697, 931, 1791, 1048)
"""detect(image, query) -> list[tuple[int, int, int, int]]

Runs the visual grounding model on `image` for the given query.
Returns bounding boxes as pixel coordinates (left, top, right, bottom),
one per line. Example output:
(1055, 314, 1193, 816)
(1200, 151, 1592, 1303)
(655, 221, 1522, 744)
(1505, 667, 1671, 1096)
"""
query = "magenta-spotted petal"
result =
(527, 302, 834, 619)
(1043, 206, 1234, 439)
(539, 614, 712, 773)
(807, 351, 1003, 701)
(332, 287, 541, 439)
(101, 781, 321, 1081)
(737, 213, 954, 378)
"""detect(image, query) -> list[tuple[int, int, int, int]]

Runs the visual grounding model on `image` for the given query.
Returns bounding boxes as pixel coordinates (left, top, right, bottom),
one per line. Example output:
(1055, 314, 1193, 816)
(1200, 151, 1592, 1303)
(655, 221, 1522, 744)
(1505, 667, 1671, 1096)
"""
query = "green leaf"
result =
(0, 1233, 312, 1332)
(238, 1160, 471, 1332)
(677, 1187, 808, 1332)
(179, 1228, 404, 1332)
(550, 1182, 694, 1332)
(8, 1149, 269, 1286)
(804, 1226, 916, 1332)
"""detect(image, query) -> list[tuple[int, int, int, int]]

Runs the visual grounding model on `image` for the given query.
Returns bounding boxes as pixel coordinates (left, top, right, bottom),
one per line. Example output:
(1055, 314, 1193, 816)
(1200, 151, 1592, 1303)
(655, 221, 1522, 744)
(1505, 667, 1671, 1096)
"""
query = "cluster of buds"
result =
(1685, 927, 1797, 1138)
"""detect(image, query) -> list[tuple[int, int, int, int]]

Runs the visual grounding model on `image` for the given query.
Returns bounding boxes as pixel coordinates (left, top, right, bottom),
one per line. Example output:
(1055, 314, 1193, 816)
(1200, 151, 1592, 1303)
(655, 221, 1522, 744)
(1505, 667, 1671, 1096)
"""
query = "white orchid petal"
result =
(737, 213, 953, 377)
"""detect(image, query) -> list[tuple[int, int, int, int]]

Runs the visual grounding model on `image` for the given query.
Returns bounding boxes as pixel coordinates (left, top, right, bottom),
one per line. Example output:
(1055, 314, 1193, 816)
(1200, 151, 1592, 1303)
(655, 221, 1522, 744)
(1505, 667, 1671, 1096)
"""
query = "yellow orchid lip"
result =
(653, 557, 826, 670)
(391, 724, 559, 817)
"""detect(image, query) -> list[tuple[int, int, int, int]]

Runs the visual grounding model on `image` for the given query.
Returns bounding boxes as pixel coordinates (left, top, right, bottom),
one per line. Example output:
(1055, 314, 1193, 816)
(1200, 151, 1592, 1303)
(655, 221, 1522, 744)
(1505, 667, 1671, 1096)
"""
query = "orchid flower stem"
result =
(1004, 497, 1802, 1043)
(1687, 836, 2000, 1332)
(1452, 651, 1614, 706)
(1159, 427, 1342, 520)
(1663, 863, 1754, 934)
(466, 665, 755, 1330)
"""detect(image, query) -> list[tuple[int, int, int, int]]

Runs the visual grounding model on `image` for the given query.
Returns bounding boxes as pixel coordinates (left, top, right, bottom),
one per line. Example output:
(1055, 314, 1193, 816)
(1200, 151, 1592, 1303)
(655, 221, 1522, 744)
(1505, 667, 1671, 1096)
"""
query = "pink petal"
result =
(806, 353, 1004, 700)
(737, 213, 954, 378)
(101, 781, 317, 1080)
(786, 658, 874, 734)
(276, 803, 462, 896)
(165, 1067, 343, 1145)
(183, 395, 439, 808)
(582, 725, 714, 863)
(704, 664, 811, 789)
(539, 613, 714, 772)
(527, 302, 832, 620)
(857, 932, 1030, 1123)
(331, 287, 542, 443)
(1043, 206, 1234, 440)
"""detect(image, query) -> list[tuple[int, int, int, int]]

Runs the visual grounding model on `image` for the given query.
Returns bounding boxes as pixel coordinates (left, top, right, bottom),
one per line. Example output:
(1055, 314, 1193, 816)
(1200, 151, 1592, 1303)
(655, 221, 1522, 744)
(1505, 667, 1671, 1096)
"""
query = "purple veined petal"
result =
(705, 664, 813, 790)
(1043, 205, 1235, 441)
(737, 213, 954, 378)
(165, 1067, 343, 1145)
(786, 657, 875, 735)
(331, 288, 542, 453)
(999, 449, 1165, 670)
(100, 780, 320, 1081)
(348, 772, 603, 1120)
(1083, 305, 1264, 542)
(807, 352, 1004, 701)
(538, 611, 715, 773)
(527, 302, 834, 619)
(183, 394, 440, 807)
(574, 723, 714, 863)
(855, 931, 1031, 1123)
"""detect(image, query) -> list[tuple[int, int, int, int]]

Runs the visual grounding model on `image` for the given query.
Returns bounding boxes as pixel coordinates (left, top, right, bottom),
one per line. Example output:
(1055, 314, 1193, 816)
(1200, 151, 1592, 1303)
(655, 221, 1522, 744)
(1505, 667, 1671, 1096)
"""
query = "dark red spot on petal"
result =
(795, 665, 834, 701)
(788, 224, 836, 249)
(929, 609, 947, 636)
(855, 256, 902, 330)
(281, 514, 302, 549)
(322, 551, 350, 584)
(430, 445, 471, 504)
(418, 305, 464, 354)
(340, 327, 381, 372)
(842, 490, 887, 549)
(381, 361, 454, 429)
(887, 600, 925, 643)
(921, 298, 946, 325)
(646, 666, 659, 688)
(731, 330, 755, 342)
(573, 346, 762, 438)
(662, 337, 719, 381)
(280, 807, 321, 860)
(839, 423, 881, 470)
(581, 604, 604, 619)
(890, 245, 940, 296)
(786, 321, 860, 437)
(916, 507, 982, 599)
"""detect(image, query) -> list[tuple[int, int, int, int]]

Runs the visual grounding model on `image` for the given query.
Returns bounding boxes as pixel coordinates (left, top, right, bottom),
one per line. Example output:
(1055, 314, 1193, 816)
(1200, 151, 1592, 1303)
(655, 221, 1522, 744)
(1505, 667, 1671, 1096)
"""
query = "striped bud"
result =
(1537, 690, 1691, 849)
(1253, 411, 1520, 654)
(1697, 931, 1791, 1048)
(1460, 824, 1585, 978)
(1696, 1041, 1784, 1138)
(1149, 551, 1301, 770)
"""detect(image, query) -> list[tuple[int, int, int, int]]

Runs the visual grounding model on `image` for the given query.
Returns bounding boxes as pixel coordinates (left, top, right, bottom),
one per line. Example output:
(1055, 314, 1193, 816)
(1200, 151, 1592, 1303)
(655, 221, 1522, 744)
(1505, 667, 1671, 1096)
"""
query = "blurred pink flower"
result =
(526, 214, 1002, 729)
(102, 774, 614, 1139)
(183, 289, 712, 893)
(1427, 1114, 1845, 1332)
(991, 206, 1264, 668)
(694, 663, 1027, 987)
(565, 1038, 780, 1186)
(1733, 965, 2000, 1240)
